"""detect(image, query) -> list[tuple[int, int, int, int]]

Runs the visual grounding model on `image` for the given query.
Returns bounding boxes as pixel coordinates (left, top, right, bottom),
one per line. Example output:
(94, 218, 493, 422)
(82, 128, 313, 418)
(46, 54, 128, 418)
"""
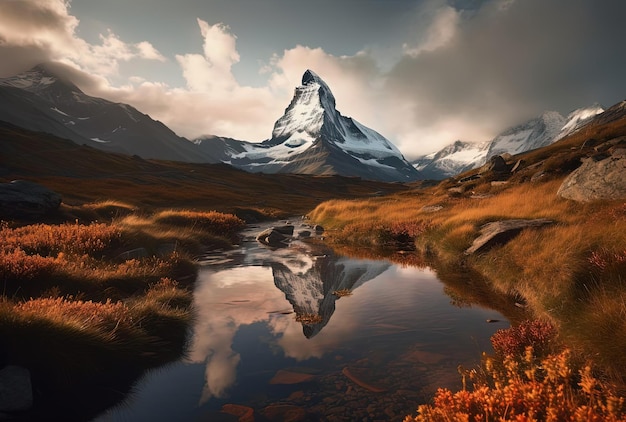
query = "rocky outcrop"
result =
(0, 180, 61, 218)
(465, 219, 554, 255)
(557, 147, 626, 202)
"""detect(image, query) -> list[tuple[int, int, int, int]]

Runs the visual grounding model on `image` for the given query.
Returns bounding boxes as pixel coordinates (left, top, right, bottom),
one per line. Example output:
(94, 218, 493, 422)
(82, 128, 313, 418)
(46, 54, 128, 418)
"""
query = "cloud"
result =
(2, 0, 626, 158)
(386, 0, 626, 156)
(0, 0, 166, 78)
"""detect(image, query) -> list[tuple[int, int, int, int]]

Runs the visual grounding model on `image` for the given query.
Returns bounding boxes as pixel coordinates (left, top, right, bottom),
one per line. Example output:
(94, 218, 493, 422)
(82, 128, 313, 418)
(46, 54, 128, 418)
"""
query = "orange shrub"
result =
(491, 320, 558, 358)
(406, 348, 626, 422)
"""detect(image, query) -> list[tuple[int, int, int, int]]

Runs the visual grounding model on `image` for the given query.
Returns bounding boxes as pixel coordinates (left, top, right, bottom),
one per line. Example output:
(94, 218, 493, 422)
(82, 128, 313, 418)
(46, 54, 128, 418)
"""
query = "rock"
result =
(269, 369, 316, 385)
(274, 225, 295, 236)
(491, 181, 508, 187)
(260, 404, 310, 422)
(297, 230, 311, 238)
(0, 365, 33, 412)
(557, 149, 626, 202)
(313, 225, 324, 234)
(256, 225, 294, 248)
(0, 180, 62, 219)
(465, 219, 554, 255)
(341, 367, 387, 393)
(479, 155, 509, 174)
(221, 404, 254, 422)
(511, 159, 525, 173)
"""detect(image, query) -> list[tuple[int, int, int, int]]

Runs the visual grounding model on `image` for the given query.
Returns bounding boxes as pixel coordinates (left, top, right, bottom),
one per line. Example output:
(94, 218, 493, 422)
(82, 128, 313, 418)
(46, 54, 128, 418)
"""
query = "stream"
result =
(95, 220, 508, 421)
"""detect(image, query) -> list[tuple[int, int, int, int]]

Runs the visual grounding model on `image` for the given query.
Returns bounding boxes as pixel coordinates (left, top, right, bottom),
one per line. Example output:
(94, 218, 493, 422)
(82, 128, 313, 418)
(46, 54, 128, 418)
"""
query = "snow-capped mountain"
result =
(486, 111, 567, 159)
(554, 104, 605, 141)
(412, 140, 490, 180)
(413, 106, 605, 180)
(214, 70, 421, 182)
(0, 64, 220, 163)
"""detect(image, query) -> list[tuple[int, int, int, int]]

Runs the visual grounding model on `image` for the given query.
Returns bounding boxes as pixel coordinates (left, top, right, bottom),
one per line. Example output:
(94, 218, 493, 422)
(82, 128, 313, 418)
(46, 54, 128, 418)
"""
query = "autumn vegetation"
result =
(0, 204, 246, 419)
(308, 128, 626, 418)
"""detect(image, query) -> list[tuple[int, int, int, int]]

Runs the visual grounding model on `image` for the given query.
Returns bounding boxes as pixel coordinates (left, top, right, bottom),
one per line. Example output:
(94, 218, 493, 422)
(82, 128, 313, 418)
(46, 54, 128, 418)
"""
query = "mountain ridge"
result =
(412, 104, 605, 180)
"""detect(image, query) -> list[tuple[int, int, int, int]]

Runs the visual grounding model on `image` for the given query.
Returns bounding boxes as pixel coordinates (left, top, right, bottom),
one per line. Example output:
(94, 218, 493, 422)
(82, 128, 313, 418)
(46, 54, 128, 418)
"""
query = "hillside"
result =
(0, 121, 409, 217)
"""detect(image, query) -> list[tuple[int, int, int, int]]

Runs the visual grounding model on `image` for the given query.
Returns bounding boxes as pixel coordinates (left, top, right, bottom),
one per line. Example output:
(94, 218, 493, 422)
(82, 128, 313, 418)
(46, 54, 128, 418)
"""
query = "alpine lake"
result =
(94, 220, 511, 421)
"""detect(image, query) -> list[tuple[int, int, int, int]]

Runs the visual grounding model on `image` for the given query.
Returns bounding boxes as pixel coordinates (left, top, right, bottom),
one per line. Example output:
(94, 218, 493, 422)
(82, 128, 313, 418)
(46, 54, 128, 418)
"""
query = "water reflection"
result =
(97, 222, 507, 421)
(189, 246, 391, 402)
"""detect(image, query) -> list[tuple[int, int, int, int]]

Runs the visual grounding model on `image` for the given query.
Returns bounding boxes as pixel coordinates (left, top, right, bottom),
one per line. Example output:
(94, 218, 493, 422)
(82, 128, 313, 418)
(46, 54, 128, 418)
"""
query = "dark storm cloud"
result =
(387, 0, 626, 141)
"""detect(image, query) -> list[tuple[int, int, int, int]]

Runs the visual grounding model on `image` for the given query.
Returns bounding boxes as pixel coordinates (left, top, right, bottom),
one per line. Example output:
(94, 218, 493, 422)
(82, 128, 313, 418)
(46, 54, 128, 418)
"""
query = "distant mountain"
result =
(209, 70, 421, 182)
(1, 65, 420, 182)
(412, 105, 605, 180)
(486, 111, 567, 159)
(554, 104, 605, 141)
(0, 64, 220, 163)
(412, 140, 490, 180)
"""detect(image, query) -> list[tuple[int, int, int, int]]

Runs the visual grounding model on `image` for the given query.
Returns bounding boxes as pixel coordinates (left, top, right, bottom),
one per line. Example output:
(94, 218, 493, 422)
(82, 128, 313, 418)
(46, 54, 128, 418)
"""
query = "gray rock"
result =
(557, 149, 626, 202)
(273, 225, 295, 236)
(0, 180, 62, 218)
(0, 365, 33, 412)
(479, 155, 509, 174)
(298, 230, 312, 238)
(465, 219, 554, 255)
(257, 227, 292, 248)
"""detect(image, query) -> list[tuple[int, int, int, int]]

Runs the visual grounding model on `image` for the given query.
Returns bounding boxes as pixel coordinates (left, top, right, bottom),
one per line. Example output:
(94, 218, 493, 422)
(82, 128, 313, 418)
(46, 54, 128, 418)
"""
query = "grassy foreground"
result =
(0, 204, 245, 420)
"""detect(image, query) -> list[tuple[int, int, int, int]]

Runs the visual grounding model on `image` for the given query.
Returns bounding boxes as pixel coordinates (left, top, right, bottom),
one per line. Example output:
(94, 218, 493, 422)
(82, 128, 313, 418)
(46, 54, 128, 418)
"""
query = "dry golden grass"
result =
(310, 171, 626, 378)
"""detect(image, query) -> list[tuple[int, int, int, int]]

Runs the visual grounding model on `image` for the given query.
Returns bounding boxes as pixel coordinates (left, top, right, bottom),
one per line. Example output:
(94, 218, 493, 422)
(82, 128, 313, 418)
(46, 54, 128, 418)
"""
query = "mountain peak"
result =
(0, 63, 81, 95)
(302, 69, 321, 85)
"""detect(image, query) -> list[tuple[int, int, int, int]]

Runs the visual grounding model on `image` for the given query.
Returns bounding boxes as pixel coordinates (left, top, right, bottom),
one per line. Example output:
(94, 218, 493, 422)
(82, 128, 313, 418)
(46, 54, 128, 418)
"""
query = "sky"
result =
(1, 0, 626, 159)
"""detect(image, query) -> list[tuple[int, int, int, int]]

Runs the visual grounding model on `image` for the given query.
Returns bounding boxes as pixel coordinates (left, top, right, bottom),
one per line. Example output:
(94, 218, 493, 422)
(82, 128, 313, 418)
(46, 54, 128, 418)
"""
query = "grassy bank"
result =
(0, 204, 245, 420)
(309, 177, 626, 371)
(309, 151, 626, 417)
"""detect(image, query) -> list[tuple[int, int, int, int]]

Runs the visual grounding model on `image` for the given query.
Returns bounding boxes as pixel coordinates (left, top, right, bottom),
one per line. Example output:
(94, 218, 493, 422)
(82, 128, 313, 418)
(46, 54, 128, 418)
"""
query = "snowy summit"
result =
(223, 70, 421, 182)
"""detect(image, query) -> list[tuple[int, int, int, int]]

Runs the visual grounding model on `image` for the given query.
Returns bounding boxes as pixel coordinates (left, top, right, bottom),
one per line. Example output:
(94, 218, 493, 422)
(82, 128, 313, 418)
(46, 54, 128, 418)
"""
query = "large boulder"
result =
(0, 180, 62, 218)
(256, 225, 294, 248)
(557, 148, 626, 202)
(479, 155, 509, 174)
(465, 219, 554, 255)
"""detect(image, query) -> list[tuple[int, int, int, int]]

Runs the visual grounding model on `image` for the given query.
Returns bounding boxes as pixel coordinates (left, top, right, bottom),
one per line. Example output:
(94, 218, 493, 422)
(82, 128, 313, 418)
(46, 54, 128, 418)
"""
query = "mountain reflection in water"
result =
(96, 221, 507, 421)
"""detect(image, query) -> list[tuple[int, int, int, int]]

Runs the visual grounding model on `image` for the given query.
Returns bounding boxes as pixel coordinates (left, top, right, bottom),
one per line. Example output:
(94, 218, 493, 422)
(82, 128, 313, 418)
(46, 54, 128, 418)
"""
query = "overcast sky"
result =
(1, 0, 626, 158)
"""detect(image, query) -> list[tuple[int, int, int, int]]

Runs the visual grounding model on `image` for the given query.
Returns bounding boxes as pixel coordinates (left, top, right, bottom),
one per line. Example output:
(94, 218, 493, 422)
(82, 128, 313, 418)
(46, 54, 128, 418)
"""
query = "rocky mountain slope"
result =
(0, 64, 220, 163)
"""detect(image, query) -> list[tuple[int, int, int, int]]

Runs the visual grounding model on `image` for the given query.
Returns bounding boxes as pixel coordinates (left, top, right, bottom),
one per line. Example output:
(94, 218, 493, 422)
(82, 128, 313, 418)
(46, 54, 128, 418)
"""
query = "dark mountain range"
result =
(0, 64, 220, 163)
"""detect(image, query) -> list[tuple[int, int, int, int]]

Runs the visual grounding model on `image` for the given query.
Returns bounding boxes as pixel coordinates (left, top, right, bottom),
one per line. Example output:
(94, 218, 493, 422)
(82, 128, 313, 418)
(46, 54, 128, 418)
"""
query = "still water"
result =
(96, 221, 507, 421)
